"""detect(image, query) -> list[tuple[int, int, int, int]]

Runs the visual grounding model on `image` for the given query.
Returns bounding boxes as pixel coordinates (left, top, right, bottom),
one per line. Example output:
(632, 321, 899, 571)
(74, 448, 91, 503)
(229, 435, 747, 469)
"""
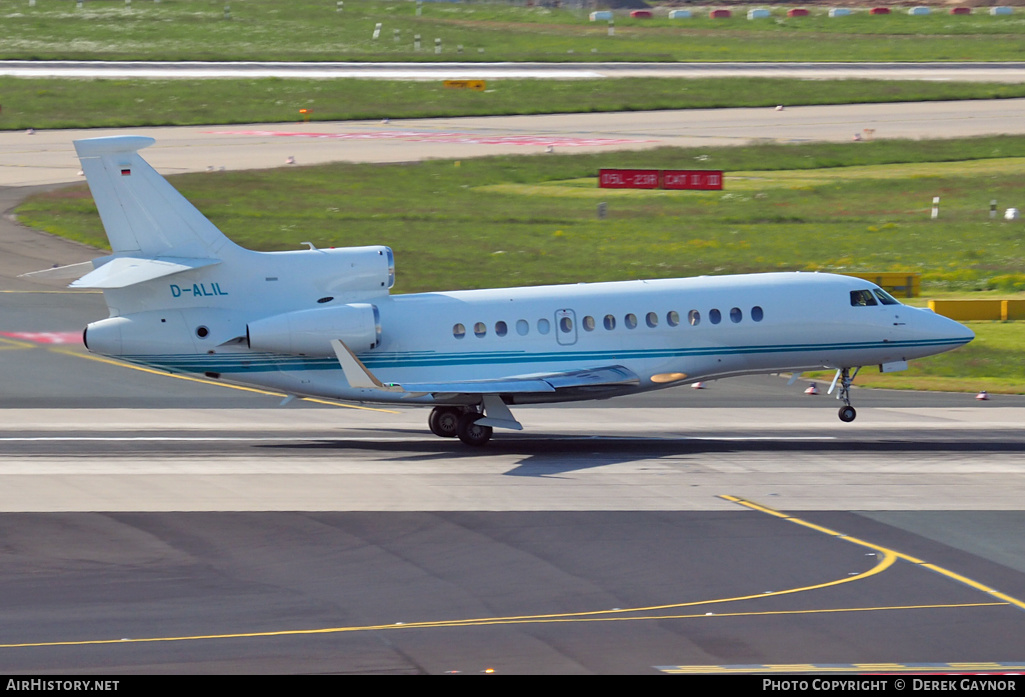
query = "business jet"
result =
(27, 136, 974, 445)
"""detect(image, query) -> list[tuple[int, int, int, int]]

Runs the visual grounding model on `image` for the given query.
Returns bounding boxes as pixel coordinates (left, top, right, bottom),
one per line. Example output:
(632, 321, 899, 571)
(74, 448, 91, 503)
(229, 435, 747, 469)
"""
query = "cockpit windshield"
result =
(851, 288, 902, 307)
(873, 288, 901, 305)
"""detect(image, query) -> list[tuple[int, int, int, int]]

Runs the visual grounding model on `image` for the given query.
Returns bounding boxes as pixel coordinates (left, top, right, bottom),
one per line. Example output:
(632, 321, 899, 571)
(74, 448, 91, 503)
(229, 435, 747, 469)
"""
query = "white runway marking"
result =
(0, 435, 837, 442)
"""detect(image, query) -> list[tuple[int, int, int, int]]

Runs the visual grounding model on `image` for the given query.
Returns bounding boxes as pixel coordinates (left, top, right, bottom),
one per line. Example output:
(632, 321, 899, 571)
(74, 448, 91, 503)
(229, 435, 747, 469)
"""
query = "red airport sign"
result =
(599, 169, 660, 189)
(662, 170, 723, 190)
(599, 169, 724, 191)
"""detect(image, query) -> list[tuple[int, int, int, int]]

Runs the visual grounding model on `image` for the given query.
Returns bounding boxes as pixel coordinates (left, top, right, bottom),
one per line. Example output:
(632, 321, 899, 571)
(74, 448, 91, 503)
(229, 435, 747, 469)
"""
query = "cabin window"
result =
(850, 290, 878, 307)
(873, 289, 900, 305)
(667, 311, 680, 327)
(688, 310, 700, 326)
(646, 312, 658, 328)
(751, 306, 764, 322)
(604, 314, 616, 330)
(538, 318, 551, 335)
(453, 323, 466, 339)
(583, 315, 596, 332)
(495, 321, 508, 337)
(709, 309, 722, 325)
(474, 322, 487, 338)
(559, 316, 573, 334)
(625, 313, 638, 329)
(730, 307, 742, 323)
(516, 319, 529, 336)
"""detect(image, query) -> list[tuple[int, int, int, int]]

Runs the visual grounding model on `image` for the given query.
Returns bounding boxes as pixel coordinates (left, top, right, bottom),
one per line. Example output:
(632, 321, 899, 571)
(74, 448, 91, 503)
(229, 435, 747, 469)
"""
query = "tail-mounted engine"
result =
(246, 303, 381, 356)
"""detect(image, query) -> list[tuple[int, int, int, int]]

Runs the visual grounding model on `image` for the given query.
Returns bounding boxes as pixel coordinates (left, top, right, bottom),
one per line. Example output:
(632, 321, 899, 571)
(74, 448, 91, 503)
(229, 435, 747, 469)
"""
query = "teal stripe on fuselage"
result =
(120, 335, 970, 374)
(362, 337, 964, 369)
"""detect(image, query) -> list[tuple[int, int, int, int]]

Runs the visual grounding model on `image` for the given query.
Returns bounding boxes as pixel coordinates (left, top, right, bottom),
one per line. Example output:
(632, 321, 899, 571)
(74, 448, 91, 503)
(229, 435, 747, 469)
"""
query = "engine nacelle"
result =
(295, 245, 395, 297)
(83, 316, 129, 356)
(84, 309, 245, 357)
(247, 303, 380, 356)
(84, 311, 196, 357)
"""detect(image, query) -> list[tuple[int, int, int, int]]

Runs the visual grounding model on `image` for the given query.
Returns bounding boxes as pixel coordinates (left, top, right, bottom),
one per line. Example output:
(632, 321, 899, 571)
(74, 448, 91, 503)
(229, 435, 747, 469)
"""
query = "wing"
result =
(330, 340, 640, 397)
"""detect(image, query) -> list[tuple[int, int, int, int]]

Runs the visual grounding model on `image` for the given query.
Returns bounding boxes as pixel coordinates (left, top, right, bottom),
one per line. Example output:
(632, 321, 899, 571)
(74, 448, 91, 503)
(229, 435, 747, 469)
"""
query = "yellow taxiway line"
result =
(721, 496, 1025, 612)
(2, 497, 1013, 650)
(48, 346, 401, 413)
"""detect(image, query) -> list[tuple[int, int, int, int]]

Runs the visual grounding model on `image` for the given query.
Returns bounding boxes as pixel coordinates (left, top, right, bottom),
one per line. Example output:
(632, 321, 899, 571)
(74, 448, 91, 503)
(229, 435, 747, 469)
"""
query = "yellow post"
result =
(1001, 299, 1025, 321)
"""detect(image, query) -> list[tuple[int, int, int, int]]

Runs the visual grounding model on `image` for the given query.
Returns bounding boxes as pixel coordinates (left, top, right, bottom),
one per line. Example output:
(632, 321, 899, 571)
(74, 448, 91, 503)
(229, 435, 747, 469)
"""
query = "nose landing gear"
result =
(830, 367, 861, 423)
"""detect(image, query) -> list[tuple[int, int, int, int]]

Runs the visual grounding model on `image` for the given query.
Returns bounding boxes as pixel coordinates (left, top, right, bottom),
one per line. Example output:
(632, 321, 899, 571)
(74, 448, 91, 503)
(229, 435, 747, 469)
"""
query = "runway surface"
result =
(5, 60, 1025, 82)
(4, 99, 1025, 187)
(1, 109, 1024, 674)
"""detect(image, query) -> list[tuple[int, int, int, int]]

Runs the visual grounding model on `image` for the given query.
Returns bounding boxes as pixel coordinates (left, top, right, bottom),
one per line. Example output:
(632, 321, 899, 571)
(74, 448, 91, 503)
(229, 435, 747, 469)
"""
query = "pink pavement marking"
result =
(210, 130, 652, 147)
(0, 331, 82, 345)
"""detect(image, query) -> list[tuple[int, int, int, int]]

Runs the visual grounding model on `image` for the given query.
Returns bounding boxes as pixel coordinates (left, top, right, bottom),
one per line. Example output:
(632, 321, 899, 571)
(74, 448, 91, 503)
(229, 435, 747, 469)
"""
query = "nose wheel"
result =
(830, 367, 861, 423)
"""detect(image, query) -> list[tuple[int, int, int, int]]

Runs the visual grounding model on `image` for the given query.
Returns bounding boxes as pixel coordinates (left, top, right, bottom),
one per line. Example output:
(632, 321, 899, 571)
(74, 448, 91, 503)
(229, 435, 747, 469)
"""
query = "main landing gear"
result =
(831, 367, 860, 423)
(428, 406, 493, 447)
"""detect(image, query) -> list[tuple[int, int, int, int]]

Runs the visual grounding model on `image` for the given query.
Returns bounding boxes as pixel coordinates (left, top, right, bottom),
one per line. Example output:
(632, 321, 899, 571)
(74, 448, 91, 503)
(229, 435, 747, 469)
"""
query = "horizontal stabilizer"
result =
(18, 260, 99, 282)
(70, 256, 221, 289)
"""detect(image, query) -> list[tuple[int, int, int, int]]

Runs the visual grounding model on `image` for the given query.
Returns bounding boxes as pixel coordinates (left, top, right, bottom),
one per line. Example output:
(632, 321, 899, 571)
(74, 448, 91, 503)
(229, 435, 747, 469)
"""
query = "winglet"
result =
(330, 339, 404, 393)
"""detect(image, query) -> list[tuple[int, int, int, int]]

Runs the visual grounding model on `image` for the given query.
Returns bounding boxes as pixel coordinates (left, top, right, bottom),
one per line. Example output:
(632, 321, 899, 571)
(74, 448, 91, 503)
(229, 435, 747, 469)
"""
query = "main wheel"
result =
(457, 412, 493, 447)
(838, 405, 857, 423)
(428, 407, 461, 438)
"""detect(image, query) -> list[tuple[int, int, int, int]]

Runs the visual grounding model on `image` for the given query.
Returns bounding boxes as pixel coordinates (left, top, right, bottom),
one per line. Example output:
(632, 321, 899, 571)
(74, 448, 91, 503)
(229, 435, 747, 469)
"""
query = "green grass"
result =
(5, 76, 1025, 130)
(4, 0, 1025, 62)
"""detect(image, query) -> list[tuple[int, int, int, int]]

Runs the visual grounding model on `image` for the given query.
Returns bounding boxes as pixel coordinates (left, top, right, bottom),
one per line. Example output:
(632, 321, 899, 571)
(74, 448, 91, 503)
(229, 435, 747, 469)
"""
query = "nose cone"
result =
(915, 308, 974, 355)
(937, 312, 974, 346)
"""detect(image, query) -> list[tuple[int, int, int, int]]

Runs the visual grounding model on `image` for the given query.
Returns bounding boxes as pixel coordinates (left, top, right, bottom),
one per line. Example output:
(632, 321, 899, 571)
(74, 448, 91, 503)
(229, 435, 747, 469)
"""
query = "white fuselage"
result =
(88, 267, 973, 406)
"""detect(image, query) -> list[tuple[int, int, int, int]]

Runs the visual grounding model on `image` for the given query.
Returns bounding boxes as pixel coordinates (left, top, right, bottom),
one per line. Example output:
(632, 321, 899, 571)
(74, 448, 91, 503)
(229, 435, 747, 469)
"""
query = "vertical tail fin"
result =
(74, 136, 237, 259)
